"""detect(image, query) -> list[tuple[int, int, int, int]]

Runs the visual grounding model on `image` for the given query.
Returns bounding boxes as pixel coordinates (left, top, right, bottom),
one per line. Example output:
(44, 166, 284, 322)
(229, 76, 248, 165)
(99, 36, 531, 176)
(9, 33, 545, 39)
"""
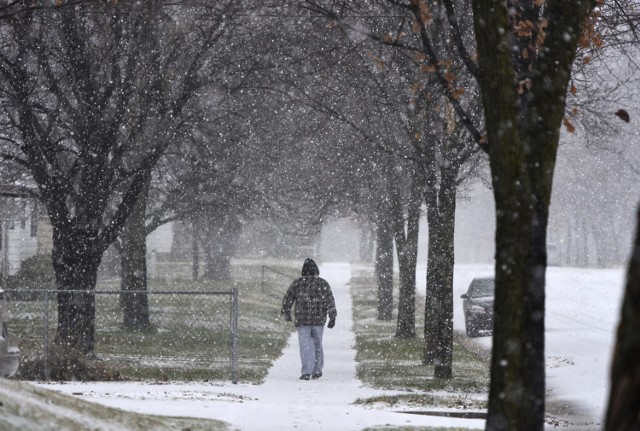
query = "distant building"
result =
(146, 222, 174, 255)
(1, 184, 177, 279)
(0, 186, 39, 277)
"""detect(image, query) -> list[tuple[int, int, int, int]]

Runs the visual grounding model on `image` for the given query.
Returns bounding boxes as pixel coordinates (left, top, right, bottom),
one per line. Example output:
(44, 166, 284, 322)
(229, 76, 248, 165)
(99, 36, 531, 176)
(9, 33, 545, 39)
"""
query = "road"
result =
(428, 264, 625, 428)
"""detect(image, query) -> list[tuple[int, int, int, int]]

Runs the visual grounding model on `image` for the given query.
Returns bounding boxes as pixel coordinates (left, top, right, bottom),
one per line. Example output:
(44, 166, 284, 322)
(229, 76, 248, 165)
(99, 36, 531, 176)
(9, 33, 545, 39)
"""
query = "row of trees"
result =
(0, 0, 638, 429)
(292, 0, 640, 429)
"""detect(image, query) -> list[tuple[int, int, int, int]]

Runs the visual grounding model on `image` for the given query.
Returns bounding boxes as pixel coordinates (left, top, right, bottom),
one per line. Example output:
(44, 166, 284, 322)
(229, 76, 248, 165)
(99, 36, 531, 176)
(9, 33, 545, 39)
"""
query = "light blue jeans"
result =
(297, 325, 324, 376)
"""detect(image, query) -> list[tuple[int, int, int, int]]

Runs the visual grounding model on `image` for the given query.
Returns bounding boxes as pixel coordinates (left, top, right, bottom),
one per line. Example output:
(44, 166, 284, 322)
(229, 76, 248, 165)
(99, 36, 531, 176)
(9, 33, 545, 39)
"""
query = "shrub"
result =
(18, 345, 122, 381)
(6, 254, 55, 300)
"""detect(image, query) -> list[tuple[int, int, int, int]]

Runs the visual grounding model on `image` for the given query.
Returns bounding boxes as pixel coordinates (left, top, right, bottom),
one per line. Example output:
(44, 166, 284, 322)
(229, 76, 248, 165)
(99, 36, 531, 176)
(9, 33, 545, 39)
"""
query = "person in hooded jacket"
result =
(281, 258, 337, 380)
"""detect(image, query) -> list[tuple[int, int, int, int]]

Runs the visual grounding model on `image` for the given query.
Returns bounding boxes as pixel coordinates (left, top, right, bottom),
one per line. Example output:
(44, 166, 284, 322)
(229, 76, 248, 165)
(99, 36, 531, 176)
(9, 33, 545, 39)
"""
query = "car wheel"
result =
(465, 318, 479, 338)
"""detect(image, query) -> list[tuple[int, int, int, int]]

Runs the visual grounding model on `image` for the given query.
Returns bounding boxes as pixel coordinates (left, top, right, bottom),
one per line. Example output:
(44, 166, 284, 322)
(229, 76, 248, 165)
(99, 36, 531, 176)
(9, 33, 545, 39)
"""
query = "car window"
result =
(470, 279, 494, 297)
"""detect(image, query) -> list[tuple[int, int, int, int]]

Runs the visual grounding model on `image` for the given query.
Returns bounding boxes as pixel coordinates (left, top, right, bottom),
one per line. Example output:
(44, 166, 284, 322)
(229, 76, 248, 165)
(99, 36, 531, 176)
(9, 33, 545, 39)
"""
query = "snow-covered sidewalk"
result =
(38, 263, 485, 430)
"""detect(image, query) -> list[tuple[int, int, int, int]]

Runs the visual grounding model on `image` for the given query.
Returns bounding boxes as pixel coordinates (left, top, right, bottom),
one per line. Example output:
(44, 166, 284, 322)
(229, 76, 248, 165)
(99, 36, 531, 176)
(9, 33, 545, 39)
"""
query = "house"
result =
(0, 186, 39, 278)
(1, 184, 177, 280)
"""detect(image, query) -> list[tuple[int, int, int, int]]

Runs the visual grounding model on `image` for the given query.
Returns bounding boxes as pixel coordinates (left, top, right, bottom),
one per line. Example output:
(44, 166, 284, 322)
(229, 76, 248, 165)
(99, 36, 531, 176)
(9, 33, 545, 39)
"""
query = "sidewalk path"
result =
(37, 263, 484, 430)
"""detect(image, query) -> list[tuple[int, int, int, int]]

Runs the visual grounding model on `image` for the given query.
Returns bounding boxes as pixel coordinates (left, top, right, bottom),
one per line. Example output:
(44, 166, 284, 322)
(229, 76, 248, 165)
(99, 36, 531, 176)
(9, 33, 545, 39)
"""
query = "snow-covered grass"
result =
(350, 271, 489, 414)
(0, 377, 229, 431)
(31, 263, 487, 430)
(8, 262, 623, 430)
(14, 261, 297, 383)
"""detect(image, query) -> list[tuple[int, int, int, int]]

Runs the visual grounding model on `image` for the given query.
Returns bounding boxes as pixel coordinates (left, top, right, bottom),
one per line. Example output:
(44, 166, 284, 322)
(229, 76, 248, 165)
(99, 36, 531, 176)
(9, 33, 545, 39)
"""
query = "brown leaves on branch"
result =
(450, 87, 465, 100)
(384, 31, 406, 44)
(513, 16, 547, 64)
(514, 19, 536, 38)
(411, 0, 433, 25)
(444, 70, 456, 83)
(563, 117, 576, 133)
(367, 51, 385, 69)
(580, 10, 604, 49)
(420, 64, 437, 73)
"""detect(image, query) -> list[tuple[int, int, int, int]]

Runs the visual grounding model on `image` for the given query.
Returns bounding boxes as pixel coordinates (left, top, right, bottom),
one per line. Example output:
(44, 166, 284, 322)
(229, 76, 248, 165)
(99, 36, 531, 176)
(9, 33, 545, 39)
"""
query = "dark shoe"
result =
(311, 372, 322, 379)
(300, 374, 310, 380)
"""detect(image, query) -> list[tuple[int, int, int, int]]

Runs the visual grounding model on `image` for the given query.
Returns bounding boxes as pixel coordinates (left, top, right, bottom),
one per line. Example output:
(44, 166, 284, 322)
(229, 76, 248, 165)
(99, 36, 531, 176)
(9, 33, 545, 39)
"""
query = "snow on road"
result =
(38, 263, 485, 431)
(420, 264, 625, 428)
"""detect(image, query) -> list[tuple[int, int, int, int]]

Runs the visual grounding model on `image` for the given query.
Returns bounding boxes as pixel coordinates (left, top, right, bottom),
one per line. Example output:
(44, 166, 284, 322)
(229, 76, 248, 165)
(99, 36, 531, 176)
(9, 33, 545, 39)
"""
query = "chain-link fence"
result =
(5, 288, 238, 383)
(260, 265, 299, 295)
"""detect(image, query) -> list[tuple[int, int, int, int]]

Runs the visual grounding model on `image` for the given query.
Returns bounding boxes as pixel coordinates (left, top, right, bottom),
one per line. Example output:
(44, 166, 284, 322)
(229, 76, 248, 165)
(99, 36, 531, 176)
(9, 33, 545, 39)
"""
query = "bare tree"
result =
(300, 0, 484, 377)
(0, 1, 239, 353)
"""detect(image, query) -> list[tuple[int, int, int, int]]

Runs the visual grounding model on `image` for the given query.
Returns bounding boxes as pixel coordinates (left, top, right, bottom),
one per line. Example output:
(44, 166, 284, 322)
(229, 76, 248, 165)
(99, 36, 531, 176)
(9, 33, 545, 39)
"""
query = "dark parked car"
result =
(461, 277, 494, 337)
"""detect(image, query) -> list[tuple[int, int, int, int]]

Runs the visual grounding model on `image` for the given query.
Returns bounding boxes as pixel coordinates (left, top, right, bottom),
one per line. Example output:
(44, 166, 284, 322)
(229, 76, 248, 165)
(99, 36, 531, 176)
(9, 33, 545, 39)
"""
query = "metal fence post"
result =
(43, 290, 50, 381)
(231, 285, 239, 384)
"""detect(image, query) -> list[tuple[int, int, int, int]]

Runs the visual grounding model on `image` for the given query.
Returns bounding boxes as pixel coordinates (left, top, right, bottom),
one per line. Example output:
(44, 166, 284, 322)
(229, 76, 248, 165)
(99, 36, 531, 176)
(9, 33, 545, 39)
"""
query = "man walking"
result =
(281, 258, 337, 380)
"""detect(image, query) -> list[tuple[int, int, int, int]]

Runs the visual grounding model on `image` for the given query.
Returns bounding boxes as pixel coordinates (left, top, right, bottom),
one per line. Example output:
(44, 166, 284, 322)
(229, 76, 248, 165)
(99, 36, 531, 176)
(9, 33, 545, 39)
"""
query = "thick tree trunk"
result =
(422, 168, 457, 377)
(605, 206, 640, 430)
(375, 220, 394, 321)
(119, 179, 150, 330)
(472, 0, 593, 427)
(487, 185, 545, 429)
(52, 233, 101, 354)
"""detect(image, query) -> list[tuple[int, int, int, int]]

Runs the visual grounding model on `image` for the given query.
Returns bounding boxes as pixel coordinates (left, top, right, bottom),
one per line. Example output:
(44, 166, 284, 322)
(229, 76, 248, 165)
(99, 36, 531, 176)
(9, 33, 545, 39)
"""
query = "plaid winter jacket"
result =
(281, 276, 337, 327)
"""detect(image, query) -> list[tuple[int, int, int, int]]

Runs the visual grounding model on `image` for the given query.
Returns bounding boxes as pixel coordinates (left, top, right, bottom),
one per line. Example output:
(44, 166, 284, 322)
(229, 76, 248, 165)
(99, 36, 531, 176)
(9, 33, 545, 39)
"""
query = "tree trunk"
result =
(422, 167, 457, 377)
(487, 183, 544, 429)
(472, 0, 593, 428)
(605, 205, 640, 430)
(203, 243, 232, 280)
(53, 233, 101, 354)
(202, 215, 241, 281)
(358, 220, 375, 262)
(375, 219, 394, 320)
(395, 245, 418, 337)
(119, 179, 150, 330)
(394, 175, 421, 338)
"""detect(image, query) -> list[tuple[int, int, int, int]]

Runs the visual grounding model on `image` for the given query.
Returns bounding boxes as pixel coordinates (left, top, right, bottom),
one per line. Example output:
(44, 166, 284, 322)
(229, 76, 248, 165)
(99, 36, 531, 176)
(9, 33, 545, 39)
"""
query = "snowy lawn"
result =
(14, 261, 296, 383)
(32, 263, 486, 430)
(350, 271, 488, 412)
(9, 262, 623, 430)
(0, 377, 229, 431)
